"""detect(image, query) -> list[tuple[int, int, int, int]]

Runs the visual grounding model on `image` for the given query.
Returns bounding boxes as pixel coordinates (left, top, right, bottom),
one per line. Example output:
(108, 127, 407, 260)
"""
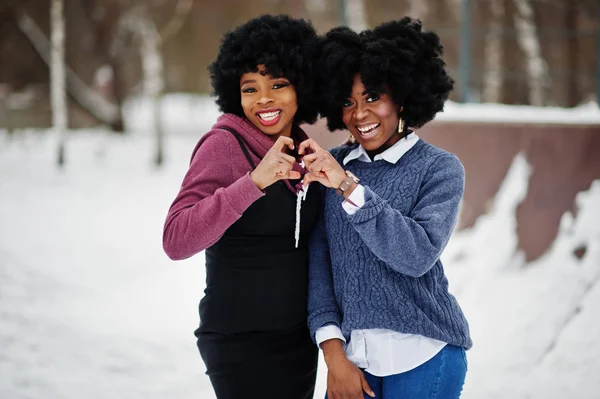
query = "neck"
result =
(366, 132, 402, 160)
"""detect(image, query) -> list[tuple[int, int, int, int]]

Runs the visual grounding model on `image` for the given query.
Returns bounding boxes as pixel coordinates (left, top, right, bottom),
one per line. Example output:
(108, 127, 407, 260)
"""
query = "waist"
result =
(345, 329, 447, 376)
(209, 234, 307, 259)
(199, 237, 310, 334)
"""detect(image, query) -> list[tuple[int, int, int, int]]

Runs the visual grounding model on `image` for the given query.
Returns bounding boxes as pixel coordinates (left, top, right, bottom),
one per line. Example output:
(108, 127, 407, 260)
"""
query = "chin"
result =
(358, 140, 382, 151)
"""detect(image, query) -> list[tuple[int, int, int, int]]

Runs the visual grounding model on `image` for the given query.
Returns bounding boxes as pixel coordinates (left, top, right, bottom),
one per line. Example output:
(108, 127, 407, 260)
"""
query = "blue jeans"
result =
(326, 345, 468, 399)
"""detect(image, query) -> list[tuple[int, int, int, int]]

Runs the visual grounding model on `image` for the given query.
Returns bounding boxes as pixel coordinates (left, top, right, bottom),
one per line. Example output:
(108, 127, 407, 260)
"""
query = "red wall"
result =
(304, 120, 600, 262)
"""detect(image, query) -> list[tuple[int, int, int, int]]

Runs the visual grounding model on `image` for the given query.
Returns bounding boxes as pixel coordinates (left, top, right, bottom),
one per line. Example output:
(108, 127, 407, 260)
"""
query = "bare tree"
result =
(50, 0, 67, 166)
(513, 0, 549, 106)
(132, 2, 165, 166)
(407, 0, 428, 20)
(304, 0, 326, 14)
(18, 12, 120, 128)
(482, 0, 505, 103)
(342, 0, 368, 32)
(159, 0, 194, 43)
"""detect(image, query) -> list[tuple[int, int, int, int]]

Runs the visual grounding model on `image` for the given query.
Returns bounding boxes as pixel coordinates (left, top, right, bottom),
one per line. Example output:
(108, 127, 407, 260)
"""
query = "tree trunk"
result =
(135, 4, 165, 166)
(18, 12, 120, 127)
(50, 0, 67, 166)
(342, 0, 367, 32)
(407, 0, 428, 20)
(565, 0, 577, 107)
(513, 0, 549, 106)
(483, 0, 505, 103)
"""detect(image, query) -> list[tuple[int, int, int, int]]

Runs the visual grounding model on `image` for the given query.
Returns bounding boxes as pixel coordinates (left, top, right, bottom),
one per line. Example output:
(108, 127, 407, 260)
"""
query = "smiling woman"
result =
(162, 15, 320, 399)
(301, 18, 472, 399)
(240, 66, 298, 140)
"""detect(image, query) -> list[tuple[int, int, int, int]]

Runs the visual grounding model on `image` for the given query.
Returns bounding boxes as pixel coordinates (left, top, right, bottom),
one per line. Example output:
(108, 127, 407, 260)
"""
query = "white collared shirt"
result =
(316, 133, 447, 377)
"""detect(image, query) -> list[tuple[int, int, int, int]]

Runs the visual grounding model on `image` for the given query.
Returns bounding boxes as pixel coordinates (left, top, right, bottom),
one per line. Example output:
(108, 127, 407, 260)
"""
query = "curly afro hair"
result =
(316, 17, 454, 132)
(209, 14, 319, 125)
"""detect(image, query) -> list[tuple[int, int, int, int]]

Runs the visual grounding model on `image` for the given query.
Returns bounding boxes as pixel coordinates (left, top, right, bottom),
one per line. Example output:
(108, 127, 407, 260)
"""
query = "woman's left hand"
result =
(298, 139, 346, 189)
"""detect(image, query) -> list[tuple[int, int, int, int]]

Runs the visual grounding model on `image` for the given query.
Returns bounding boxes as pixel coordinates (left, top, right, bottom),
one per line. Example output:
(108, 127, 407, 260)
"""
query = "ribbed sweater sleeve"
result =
(346, 154, 465, 277)
(307, 187, 341, 342)
(162, 131, 264, 260)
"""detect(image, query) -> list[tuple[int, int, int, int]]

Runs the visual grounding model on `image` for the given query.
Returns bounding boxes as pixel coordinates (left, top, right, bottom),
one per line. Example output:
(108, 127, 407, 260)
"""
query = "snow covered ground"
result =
(1, 98, 599, 399)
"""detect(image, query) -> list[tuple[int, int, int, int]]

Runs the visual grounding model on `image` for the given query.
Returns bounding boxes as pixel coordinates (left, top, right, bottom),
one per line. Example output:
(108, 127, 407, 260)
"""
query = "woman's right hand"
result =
(250, 136, 301, 190)
(321, 339, 375, 399)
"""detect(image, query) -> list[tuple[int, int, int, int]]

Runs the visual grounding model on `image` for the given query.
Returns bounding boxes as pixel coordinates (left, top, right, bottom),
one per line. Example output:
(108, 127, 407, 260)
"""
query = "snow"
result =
(1, 99, 599, 398)
(121, 94, 600, 136)
(439, 100, 600, 125)
(443, 155, 600, 398)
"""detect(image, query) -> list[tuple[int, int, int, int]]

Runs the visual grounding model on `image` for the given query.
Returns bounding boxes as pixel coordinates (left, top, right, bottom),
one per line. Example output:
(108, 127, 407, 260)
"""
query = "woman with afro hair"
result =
(163, 15, 321, 399)
(298, 18, 472, 398)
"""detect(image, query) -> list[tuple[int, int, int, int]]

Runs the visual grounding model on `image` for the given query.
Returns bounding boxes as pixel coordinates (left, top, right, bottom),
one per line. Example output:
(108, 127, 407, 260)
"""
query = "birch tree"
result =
(513, 0, 549, 106)
(18, 13, 120, 128)
(50, 0, 67, 166)
(132, 3, 165, 166)
(407, 0, 428, 20)
(341, 0, 368, 32)
(482, 0, 505, 103)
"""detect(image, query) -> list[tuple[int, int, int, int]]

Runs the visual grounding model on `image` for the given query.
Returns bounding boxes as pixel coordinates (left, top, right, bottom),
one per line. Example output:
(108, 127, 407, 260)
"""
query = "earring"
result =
(398, 106, 405, 134)
(347, 133, 356, 144)
(397, 118, 405, 134)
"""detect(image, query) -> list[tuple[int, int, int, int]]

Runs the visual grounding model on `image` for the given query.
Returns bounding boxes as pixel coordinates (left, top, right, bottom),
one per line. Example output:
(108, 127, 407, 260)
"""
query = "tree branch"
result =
(16, 12, 120, 125)
(158, 0, 194, 45)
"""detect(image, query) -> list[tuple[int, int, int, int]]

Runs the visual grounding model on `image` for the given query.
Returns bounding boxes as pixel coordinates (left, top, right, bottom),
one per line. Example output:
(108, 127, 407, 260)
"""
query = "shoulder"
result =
(190, 127, 237, 164)
(412, 139, 464, 175)
(329, 143, 359, 164)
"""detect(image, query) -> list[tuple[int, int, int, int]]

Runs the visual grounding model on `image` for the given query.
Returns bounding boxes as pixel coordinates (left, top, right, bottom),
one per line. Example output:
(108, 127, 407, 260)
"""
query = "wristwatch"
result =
(335, 170, 360, 197)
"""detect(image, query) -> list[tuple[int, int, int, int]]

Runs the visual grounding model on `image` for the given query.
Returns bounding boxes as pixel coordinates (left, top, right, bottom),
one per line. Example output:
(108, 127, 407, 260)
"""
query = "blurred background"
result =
(0, 0, 599, 398)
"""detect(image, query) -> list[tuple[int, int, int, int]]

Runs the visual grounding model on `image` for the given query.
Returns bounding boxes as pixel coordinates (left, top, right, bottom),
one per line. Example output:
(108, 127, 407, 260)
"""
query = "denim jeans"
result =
(326, 344, 468, 399)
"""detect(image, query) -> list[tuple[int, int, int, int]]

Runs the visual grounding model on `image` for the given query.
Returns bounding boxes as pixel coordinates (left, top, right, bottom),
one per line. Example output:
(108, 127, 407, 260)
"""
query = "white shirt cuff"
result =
(341, 184, 365, 215)
(315, 325, 346, 347)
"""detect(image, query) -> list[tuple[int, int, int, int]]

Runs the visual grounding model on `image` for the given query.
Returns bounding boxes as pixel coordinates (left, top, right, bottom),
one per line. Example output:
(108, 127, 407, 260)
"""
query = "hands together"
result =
(250, 136, 302, 190)
(297, 138, 346, 189)
(250, 136, 348, 192)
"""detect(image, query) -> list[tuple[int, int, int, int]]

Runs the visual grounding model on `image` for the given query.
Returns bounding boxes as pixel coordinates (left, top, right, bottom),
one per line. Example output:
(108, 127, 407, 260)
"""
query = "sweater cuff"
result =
(308, 309, 342, 342)
(346, 185, 388, 224)
(223, 172, 265, 215)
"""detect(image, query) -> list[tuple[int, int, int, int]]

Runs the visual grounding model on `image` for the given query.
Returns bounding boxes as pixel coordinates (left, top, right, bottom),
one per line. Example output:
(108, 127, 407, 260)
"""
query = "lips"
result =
(356, 122, 380, 138)
(256, 109, 282, 126)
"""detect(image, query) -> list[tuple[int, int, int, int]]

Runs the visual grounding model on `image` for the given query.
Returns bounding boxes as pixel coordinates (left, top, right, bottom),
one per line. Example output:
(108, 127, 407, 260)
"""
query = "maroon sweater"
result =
(163, 114, 309, 260)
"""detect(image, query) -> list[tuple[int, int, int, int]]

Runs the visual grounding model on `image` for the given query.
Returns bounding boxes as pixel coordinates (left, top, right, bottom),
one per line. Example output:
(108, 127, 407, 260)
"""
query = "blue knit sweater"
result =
(307, 138, 472, 349)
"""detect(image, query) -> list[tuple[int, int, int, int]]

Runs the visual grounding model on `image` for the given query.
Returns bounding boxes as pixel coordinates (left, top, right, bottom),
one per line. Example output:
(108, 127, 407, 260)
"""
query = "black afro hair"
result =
(209, 14, 319, 125)
(316, 17, 454, 132)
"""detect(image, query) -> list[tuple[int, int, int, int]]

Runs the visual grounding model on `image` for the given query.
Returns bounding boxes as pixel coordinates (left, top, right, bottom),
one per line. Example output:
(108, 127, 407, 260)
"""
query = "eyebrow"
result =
(240, 80, 256, 86)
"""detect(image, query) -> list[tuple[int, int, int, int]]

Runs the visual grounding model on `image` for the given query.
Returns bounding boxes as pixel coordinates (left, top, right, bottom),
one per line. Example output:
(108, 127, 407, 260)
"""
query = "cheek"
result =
(240, 97, 253, 115)
(374, 103, 398, 121)
(283, 90, 298, 110)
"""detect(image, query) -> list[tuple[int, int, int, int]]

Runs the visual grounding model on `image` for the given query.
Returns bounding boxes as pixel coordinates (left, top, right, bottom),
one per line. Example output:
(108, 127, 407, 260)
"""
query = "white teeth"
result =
(357, 123, 380, 133)
(258, 111, 281, 121)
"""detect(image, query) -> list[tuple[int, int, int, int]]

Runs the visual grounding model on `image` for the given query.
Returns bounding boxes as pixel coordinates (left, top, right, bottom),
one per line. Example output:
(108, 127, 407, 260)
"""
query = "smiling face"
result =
(240, 65, 298, 140)
(342, 74, 401, 156)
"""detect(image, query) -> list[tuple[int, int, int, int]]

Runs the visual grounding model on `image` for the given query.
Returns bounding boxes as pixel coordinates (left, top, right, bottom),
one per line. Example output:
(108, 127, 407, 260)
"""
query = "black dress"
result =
(195, 130, 320, 399)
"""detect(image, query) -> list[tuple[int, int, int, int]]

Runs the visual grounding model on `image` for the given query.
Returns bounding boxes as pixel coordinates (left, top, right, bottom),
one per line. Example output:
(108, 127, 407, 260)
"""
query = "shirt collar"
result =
(342, 132, 420, 165)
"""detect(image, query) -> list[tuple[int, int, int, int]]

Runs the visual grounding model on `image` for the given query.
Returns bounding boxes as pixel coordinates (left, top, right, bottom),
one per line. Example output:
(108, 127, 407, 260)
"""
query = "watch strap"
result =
(336, 171, 360, 196)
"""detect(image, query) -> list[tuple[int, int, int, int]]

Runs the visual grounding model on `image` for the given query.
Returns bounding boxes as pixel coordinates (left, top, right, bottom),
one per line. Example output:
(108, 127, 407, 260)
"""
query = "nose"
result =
(354, 102, 368, 121)
(257, 90, 274, 105)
